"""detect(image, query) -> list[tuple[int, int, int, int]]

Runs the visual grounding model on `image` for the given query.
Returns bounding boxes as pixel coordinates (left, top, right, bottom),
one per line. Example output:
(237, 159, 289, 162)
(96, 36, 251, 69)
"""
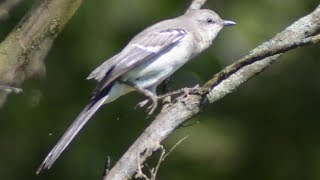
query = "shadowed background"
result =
(0, 0, 320, 179)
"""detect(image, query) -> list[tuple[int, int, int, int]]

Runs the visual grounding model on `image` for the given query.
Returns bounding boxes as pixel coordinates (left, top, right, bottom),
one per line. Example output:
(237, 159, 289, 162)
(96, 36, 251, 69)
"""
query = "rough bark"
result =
(0, 0, 83, 107)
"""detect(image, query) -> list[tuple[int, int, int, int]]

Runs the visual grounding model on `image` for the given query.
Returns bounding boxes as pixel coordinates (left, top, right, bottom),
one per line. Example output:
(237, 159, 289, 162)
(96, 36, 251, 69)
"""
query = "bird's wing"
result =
(90, 28, 188, 99)
(86, 54, 120, 81)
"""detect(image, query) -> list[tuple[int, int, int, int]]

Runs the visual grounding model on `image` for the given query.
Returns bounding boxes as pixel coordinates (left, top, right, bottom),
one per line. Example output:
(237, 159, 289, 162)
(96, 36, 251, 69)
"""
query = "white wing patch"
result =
(159, 29, 181, 35)
(132, 43, 162, 53)
(133, 29, 187, 53)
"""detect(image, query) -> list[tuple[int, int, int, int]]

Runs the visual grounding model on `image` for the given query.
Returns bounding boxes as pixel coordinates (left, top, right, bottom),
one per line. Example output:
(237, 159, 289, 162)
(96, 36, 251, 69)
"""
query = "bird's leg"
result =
(137, 84, 200, 110)
(160, 77, 172, 106)
(137, 84, 200, 112)
(135, 87, 158, 115)
(0, 85, 23, 94)
(120, 81, 158, 115)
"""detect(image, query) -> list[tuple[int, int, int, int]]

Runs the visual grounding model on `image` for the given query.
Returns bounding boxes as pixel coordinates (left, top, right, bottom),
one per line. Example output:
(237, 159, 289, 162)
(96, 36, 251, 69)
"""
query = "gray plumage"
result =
(37, 9, 235, 173)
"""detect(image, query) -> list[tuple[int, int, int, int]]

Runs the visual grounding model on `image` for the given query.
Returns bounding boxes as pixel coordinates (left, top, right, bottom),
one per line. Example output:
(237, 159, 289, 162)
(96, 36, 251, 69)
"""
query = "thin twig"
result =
(163, 136, 189, 161)
(150, 146, 165, 180)
(135, 153, 150, 180)
(151, 136, 189, 179)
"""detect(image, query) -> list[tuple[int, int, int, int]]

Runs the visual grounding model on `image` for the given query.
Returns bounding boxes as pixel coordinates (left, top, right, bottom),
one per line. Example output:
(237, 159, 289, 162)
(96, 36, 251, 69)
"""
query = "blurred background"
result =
(0, 0, 320, 179)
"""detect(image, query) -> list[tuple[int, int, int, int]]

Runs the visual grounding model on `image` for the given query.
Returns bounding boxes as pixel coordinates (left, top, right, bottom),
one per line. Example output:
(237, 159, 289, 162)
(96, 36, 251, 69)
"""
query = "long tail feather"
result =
(36, 96, 108, 174)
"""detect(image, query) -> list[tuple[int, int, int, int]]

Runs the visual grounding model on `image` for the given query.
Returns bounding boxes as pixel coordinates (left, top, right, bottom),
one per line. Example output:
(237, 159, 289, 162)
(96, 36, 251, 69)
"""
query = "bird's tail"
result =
(36, 95, 108, 174)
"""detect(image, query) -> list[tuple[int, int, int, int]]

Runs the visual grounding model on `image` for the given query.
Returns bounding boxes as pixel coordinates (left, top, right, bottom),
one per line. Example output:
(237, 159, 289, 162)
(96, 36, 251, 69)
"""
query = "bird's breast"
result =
(121, 37, 194, 88)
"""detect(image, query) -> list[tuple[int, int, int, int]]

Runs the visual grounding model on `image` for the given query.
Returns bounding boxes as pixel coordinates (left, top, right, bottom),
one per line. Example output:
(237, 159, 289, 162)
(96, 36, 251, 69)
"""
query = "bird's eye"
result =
(206, 18, 214, 24)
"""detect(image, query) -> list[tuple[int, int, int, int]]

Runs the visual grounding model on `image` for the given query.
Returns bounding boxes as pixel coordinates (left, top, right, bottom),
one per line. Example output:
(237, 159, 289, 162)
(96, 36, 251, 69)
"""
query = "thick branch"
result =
(105, 4, 320, 180)
(205, 34, 320, 103)
(0, 0, 83, 107)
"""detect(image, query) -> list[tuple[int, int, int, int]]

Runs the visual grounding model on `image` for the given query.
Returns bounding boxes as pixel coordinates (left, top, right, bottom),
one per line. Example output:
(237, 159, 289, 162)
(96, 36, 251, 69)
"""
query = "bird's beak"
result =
(223, 20, 236, 26)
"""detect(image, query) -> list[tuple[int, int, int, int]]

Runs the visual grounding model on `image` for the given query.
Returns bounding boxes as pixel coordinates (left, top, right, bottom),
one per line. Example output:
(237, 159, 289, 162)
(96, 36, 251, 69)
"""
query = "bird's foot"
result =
(136, 84, 200, 114)
(158, 84, 200, 99)
(136, 99, 149, 108)
(146, 95, 158, 115)
(136, 95, 158, 115)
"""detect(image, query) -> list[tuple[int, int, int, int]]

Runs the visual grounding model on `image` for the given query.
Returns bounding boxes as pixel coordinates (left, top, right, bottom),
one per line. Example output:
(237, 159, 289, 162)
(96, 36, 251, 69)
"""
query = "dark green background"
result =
(1, 0, 320, 179)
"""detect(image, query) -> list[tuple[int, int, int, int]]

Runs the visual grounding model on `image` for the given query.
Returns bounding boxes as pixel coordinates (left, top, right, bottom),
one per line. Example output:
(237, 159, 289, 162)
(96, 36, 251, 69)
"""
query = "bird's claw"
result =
(136, 97, 158, 115)
(135, 84, 200, 115)
(146, 98, 158, 115)
(135, 99, 149, 109)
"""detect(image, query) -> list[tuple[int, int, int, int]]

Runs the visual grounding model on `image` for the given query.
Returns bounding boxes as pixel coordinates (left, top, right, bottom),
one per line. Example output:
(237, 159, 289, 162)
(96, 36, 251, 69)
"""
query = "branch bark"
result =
(187, 0, 207, 11)
(105, 3, 320, 180)
(0, 0, 83, 107)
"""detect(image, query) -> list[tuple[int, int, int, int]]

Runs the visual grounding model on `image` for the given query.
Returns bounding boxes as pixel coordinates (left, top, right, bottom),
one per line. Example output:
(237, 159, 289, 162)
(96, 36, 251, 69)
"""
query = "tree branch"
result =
(0, 0, 83, 107)
(187, 0, 207, 11)
(105, 4, 320, 180)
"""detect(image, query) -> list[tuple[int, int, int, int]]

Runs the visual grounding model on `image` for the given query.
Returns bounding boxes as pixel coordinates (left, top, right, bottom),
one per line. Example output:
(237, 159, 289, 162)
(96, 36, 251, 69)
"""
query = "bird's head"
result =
(186, 9, 236, 44)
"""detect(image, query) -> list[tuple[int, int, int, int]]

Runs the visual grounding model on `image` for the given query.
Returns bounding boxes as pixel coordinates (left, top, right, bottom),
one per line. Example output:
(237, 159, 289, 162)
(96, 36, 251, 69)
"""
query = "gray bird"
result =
(37, 8, 235, 173)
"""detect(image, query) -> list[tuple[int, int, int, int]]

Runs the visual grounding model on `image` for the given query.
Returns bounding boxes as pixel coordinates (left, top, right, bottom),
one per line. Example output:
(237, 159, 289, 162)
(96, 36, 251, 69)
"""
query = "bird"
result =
(37, 8, 236, 173)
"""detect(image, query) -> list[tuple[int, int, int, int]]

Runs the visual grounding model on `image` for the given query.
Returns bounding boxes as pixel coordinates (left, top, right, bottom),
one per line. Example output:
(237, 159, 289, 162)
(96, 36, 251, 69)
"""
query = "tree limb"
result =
(0, 0, 83, 107)
(105, 4, 320, 180)
(187, 0, 207, 11)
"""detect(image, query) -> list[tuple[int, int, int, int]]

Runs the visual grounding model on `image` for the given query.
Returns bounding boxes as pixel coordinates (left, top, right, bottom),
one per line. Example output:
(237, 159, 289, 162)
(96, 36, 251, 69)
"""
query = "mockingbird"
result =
(37, 8, 235, 173)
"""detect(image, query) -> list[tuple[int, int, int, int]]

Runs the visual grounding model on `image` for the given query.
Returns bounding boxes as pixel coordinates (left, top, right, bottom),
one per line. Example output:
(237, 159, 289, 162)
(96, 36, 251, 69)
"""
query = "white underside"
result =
(105, 36, 195, 104)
